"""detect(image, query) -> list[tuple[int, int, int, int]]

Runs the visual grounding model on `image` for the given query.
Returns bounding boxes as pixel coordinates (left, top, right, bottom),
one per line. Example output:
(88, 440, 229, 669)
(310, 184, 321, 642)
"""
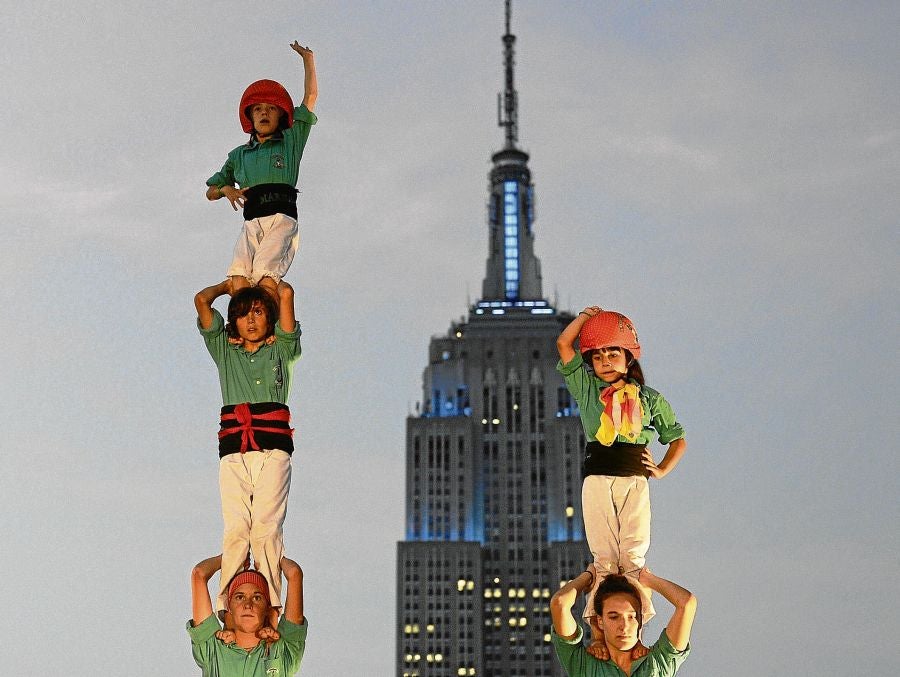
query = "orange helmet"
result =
(579, 311, 641, 358)
(239, 79, 294, 133)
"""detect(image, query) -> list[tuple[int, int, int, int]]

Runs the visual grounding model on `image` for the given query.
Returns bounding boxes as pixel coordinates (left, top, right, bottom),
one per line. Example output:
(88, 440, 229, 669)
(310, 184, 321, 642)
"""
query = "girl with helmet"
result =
(204, 40, 318, 299)
(556, 306, 687, 658)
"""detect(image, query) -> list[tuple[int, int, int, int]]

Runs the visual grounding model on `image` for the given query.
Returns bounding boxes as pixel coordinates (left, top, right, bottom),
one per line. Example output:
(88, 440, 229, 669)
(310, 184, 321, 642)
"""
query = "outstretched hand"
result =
(290, 41, 314, 59)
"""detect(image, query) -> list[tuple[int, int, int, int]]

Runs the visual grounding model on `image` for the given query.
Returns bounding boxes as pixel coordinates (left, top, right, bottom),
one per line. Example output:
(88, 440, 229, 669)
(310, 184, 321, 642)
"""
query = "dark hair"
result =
(593, 574, 643, 628)
(245, 105, 289, 135)
(226, 287, 277, 340)
(584, 349, 645, 386)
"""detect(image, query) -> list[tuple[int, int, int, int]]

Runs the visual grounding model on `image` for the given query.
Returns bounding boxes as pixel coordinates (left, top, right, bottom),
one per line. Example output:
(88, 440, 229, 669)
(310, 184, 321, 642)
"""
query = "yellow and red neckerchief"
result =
(596, 382, 644, 445)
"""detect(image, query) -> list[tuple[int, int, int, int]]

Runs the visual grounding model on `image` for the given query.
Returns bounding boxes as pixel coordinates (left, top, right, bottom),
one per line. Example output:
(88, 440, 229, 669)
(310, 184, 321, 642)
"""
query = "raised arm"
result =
(280, 557, 305, 624)
(195, 279, 233, 330)
(638, 568, 696, 651)
(276, 280, 296, 332)
(191, 554, 222, 625)
(550, 565, 596, 639)
(290, 41, 317, 111)
(557, 306, 601, 363)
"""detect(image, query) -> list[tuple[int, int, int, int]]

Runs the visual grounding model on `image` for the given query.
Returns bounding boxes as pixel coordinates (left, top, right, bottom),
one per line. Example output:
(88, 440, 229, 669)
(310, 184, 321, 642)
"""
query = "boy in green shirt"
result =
(189, 553, 307, 676)
(205, 40, 318, 298)
(195, 279, 300, 616)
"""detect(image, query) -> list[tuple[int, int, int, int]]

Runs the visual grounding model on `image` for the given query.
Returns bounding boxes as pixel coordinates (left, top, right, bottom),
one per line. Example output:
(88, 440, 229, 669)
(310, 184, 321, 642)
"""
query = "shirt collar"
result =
(246, 130, 284, 148)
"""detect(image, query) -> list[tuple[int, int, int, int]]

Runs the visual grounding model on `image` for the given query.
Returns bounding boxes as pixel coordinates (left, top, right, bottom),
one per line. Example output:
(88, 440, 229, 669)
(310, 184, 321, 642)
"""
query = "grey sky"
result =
(1, 1, 897, 674)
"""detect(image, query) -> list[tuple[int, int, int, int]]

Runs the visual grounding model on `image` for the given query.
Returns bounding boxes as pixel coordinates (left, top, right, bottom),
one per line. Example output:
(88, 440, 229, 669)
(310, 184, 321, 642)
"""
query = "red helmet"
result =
(579, 311, 641, 358)
(239, 79, 294, 133)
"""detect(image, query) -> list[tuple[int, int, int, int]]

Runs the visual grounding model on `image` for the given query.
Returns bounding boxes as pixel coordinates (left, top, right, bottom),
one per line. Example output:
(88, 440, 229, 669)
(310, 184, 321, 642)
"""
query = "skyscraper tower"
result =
(397, 3, 589, 675)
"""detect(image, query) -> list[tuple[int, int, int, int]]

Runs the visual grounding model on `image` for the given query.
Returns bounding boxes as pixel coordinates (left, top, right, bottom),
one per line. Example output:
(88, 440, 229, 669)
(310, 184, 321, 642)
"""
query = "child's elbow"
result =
(191, 565, 207, 583)
(549, 590, 566, 614)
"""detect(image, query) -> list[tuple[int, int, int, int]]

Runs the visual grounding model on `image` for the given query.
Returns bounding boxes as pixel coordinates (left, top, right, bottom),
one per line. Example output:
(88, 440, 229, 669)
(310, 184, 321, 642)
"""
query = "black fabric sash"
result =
(583, 441, 649, 478)
(243, 183, 298, 220)
(218, 402, 294, 457)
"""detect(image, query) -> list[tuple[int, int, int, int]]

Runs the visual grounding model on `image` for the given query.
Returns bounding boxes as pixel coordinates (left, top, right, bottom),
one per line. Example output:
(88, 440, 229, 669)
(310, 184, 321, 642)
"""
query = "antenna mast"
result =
(497, 0, 518, 148)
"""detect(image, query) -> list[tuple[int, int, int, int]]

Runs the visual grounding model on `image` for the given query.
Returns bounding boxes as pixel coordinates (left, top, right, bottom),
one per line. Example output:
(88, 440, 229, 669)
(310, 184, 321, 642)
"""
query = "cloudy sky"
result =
(1, 1, 897, 674)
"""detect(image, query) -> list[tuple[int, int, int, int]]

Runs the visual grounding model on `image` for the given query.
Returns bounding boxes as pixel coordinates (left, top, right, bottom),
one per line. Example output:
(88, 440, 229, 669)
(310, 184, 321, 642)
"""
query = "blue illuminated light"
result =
(503, 181, 519, 300)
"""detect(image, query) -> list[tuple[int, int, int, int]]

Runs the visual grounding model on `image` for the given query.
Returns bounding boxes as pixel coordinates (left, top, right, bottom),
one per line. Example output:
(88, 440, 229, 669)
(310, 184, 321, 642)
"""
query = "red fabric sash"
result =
(218, 403, 293, 453)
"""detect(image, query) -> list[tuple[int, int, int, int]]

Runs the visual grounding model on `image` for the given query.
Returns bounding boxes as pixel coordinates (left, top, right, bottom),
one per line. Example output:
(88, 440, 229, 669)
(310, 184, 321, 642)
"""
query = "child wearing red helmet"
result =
(556, 307, 687, 658)
(205, 40, 318, 298)
(189, 553, 307, 676)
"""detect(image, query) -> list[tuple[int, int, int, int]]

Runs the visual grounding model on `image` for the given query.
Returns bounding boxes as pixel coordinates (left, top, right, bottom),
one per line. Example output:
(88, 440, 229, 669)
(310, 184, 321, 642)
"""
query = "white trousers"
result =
(582, 475, 655, 624)
(227, 213, 299, 285)
(217, 449, 292, 611)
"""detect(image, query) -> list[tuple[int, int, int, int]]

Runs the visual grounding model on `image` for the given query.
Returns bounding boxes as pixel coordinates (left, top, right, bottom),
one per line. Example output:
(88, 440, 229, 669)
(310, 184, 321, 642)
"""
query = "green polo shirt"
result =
(199, 309, 301, 406)
(557, 353, 684, 446)
(552, 626, 689, 677)
(188, 613, 307, 677)
(207, 105, 317, 190)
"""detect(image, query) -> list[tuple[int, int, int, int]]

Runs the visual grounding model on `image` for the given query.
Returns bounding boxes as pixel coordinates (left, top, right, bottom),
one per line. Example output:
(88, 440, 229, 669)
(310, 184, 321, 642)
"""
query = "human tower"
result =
(549, 309, 698, 676)
(186, 41, 314, 676)
(181, 34, 698, 677)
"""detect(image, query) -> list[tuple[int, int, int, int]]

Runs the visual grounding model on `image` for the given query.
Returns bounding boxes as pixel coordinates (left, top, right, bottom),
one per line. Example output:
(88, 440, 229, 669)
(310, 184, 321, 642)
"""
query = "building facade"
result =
(397, 4, 590, 675)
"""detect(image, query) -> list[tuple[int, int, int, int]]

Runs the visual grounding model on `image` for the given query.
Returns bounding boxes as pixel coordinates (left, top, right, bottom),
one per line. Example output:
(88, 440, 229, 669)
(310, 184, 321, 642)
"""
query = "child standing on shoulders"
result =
(195, 278, 301, 617)
(556, 307, 686, 655)
(206, 41, 318, 297)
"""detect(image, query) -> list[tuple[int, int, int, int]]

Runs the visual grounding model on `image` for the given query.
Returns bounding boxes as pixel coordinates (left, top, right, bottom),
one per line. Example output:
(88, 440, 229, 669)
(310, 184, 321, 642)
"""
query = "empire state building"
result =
(397, 4, 589, 675)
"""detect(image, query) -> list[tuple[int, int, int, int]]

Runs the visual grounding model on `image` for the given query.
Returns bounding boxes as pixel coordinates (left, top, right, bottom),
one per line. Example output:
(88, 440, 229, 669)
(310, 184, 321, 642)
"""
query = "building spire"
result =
(479, 0, 545, 306)
(498, 0, 518, 149)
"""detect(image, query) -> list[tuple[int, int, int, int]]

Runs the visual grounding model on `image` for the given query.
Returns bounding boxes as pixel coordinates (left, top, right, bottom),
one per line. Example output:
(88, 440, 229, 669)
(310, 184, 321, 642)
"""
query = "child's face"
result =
(228, 582, 270, 633)
(591, 347, 628, 382)
(235, 301, 270, 343)
(250, 103, 282, 138)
